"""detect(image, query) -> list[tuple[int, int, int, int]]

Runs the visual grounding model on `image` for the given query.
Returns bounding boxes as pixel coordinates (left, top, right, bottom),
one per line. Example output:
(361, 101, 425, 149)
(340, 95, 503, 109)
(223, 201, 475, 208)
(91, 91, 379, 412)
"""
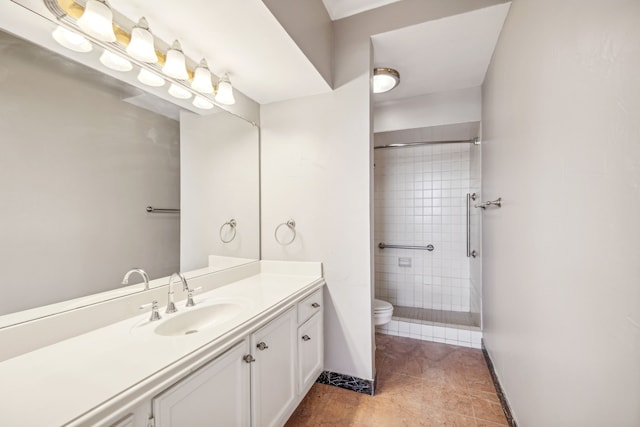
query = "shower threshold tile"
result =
(393, 305, 480, 328)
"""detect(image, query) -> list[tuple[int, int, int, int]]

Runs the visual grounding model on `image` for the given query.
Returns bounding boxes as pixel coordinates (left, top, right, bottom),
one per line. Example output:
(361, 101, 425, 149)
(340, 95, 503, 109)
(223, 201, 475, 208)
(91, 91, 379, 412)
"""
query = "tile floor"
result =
(286, 334, 508, 426)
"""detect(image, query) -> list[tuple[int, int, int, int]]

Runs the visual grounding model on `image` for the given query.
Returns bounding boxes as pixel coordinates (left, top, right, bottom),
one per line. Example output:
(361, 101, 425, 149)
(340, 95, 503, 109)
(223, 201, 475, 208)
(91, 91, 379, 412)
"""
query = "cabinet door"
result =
(250, 309, 297, 427)
(152, 340, 250, 427)
(298, 313, 323, 394)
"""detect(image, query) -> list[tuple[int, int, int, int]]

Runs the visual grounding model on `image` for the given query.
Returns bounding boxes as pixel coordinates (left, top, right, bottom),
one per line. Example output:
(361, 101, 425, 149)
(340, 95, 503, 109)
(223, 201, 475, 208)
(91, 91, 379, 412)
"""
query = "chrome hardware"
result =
(140, 300, 161, 322)
(146, 206, 180, 214)
(186, 286, 202, 307)
(475, 198, 502, 209)
(302, 335, 311, 341)
(378, 243, 434, 251)
(374, 138, 479, 150)
(256, 342, 269, 351)
(243, 354, 255, 363)
(471, 250, 478, 258)
(467, 193, 477, 258)
(311, 302, 320, 308)
(166, 272, 189, 314)
(219, 219, 237, 243)
(275, 219, 296, 245)
(122, 268, 150, 290)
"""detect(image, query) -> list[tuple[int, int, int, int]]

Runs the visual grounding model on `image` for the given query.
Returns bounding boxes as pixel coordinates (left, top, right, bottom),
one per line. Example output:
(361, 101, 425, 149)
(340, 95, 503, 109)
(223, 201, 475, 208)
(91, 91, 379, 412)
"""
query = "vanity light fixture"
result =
(372, 67, 400, 94)
(168, 83, 192, 99)
(99, 50, 133, 72)
(126, 17, 157, 63)
(193, 96, 214, 110)
(191, 59, 214, 94)
(215, 74, 236, 105)
(162, 40, 189, 80)
(137, 68, 165, 87)
(76, 0, 116, 43)
(51, 26, 92, 53)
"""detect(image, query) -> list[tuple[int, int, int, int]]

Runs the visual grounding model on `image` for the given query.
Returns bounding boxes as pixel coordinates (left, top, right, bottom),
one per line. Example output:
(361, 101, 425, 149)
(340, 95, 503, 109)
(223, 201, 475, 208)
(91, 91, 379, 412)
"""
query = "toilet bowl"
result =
(374, 298, 394, 326)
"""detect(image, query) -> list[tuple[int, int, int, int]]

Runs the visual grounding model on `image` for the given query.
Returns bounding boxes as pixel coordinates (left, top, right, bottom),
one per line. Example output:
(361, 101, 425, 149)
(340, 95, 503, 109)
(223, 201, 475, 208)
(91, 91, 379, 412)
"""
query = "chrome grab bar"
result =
(146, 206, 180, 214)
(475, 198, 502, 209)
(466, 193, 477, 258)
(378, 243, 434, 251)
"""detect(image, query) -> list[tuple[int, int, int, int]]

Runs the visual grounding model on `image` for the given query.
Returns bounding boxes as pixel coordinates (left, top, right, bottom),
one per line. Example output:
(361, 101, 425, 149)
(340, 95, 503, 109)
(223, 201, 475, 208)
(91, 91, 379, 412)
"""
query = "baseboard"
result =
(481, 340, 518, 427)
(316, 370, 375, 396)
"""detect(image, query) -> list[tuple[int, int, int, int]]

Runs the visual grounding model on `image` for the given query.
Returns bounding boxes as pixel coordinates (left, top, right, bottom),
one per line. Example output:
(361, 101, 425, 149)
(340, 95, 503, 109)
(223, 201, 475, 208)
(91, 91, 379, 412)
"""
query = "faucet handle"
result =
(140, 300, 161, 322)
(186, 287, 203, 307)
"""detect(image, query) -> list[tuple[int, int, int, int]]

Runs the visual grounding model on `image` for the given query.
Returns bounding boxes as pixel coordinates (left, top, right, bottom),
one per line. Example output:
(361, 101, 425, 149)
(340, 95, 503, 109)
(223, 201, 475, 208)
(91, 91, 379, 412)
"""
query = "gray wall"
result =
(482, 0, 640, 425)
(0, 32, 180, 315)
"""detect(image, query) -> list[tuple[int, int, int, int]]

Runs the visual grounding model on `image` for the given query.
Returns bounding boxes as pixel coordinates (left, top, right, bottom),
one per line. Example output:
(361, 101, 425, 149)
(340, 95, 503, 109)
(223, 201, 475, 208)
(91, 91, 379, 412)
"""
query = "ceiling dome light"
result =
(168, 83, 192, 99)
(52, 26, 92, 53)
(193, 96, 213, 110)
(215, 74, 235, 105)
(76, 0, 116, 43)
(137, 68, 165, 87)
(373, 67, 400, 94)
(162, 40, 189, 80)
(99, 50, 132, 72)
(126, 17, 157, 63)
(191, 59, 214, 94)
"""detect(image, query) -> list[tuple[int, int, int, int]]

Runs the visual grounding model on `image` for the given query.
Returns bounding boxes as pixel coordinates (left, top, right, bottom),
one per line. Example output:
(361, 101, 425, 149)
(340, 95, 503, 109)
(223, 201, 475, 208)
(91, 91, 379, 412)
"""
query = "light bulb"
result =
(162, 40, 188, 80)
(193, 96, 213, 110)
(52, 26, 92, 53)
(126, 17, 157, 63)
(99, 50, 132, 72)
(137, 69, 165, 87)
(77, 0, 116, 43)
(168, 83, 192, 99)
(191, 59, 214, 94)
(215, 74, 235, 105)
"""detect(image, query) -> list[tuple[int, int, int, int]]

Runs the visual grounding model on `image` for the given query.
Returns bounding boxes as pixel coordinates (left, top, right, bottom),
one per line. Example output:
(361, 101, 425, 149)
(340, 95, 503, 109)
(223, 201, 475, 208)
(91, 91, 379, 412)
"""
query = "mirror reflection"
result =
(0, 24, 259, 322)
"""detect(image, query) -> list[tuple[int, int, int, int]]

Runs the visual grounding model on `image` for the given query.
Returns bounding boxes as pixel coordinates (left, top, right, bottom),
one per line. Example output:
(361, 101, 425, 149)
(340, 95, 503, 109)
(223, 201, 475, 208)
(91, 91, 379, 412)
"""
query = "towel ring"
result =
(219, 219, 237, 243)
(275, 219, 296, 245)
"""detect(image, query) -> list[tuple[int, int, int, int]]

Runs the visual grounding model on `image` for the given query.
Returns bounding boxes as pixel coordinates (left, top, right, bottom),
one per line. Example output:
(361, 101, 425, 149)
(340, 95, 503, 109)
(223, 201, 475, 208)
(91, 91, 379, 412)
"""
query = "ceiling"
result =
(372, 3, 511, 103)
(321, 0, 404, 21)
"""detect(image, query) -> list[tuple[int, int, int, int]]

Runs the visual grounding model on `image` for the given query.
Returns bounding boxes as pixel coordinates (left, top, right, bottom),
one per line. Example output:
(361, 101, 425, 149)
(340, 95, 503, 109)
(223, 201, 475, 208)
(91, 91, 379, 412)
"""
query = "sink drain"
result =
(185, 330, 198, 335)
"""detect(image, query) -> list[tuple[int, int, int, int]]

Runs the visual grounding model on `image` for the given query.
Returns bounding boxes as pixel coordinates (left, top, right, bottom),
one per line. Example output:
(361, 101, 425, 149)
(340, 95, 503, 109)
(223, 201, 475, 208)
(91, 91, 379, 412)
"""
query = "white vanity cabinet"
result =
(296, 289, 324, 395)
(250, 308, 297, 427)
(152, 341, 251, 427)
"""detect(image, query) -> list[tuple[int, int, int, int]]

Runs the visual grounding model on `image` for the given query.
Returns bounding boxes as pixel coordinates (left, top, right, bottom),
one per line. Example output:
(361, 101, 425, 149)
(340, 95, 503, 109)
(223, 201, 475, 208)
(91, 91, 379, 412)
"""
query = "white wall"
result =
(482, 0, 640, 425)
(374, 86, 481, 133)
(180, 112, 260, 272)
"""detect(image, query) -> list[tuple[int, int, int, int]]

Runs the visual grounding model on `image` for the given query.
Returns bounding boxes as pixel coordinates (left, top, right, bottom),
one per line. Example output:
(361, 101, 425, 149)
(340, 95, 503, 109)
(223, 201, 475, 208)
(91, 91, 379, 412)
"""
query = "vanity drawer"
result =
(297, 289, 322, 325)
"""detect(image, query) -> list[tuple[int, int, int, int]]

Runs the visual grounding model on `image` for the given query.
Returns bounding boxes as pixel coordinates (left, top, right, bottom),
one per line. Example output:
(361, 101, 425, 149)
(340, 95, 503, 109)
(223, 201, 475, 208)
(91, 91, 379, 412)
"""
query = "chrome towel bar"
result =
(378, 243, 434, 251)
(146, 206, 180, 214)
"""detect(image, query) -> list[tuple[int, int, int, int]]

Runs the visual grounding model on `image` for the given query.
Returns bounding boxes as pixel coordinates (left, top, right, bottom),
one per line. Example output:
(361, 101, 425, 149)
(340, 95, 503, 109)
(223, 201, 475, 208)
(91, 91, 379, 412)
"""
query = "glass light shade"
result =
(193, 96, 213, 110)
(372, 68, 400, 94)
(52, 26, 92, 53)
(168, 83, 192, 99)
(191, 59, 214, 94)
(99, 50, 132, 72)
(126, 18, 157, 63)
(162, 40, 188, 80)
(215, 74, 235, 105)
(137, 69, 165, 87)
(77, 0, 116, 43)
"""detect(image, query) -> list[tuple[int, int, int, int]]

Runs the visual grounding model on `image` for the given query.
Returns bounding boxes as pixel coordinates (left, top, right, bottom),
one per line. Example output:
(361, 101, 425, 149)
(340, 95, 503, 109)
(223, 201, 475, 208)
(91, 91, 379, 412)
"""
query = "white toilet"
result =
(373, 298, 394, 326)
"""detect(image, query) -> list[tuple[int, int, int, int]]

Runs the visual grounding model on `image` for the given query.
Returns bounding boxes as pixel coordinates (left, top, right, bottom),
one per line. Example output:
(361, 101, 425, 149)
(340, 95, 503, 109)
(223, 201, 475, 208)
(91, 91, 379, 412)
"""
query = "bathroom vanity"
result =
(0, 261, 324, 426)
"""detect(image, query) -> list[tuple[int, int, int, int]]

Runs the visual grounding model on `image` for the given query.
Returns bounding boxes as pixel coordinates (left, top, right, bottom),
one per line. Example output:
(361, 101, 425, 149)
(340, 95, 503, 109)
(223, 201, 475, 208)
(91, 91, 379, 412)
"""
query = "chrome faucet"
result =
(166, 272, 189, 314)
(121, 268, 150, 290)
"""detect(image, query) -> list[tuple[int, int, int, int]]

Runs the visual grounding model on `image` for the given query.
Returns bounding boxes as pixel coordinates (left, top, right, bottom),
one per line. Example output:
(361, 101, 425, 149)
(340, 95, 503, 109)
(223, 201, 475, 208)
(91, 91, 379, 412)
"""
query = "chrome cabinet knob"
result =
(311, 302, 320, 308)
(243, 354, 255, 363)
(302, 335, 311, 341)
(256, 342, 269, 351)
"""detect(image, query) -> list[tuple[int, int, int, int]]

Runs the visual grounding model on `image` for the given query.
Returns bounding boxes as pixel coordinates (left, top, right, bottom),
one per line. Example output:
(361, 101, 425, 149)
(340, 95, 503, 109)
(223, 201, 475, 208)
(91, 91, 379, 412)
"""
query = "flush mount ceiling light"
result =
(191, 59, 214, 94)
(76, 0, 116, 43)
(163, 40, 189, 80)
(52, 26, 92, 53)
(137, 69, 165, 87)
(99, 50, 132, 72)
(126, 17, 157, 63)
(373, 67, 400, 94)
(215, 74, 236, 105)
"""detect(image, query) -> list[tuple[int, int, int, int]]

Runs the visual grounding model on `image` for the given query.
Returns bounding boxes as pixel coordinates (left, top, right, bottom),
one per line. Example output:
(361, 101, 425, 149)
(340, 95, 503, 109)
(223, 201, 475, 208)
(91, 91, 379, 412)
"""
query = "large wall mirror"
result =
(0, 3, 260, 326)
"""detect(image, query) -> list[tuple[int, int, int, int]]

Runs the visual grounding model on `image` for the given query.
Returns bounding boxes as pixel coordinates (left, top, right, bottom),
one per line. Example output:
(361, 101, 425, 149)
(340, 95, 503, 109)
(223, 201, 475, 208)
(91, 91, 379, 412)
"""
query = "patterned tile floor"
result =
(286, 334, 508, 426)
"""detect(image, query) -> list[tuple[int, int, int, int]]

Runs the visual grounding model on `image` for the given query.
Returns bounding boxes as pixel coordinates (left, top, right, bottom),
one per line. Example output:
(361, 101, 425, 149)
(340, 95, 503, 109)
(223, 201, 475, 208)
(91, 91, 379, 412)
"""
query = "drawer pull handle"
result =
(256, 342, 269, 351)
(243, 354, 255, 363)
(311, 302, 320, 308)
(302, 335, 311, 341)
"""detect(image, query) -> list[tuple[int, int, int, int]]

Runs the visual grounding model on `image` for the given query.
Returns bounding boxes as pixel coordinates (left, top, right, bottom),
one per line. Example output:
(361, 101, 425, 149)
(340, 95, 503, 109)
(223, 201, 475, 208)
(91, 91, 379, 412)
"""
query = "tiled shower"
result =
(374, 141, 482, 348)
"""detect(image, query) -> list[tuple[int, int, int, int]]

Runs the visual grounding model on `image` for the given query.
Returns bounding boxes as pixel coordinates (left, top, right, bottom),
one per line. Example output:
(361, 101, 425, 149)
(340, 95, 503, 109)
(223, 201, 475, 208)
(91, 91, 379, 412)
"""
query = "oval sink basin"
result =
(154, 303, 244, 336)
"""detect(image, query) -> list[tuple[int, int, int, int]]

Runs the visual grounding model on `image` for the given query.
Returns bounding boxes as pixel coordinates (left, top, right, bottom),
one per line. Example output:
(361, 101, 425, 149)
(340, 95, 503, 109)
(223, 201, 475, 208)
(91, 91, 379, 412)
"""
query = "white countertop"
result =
(0, 263, 323, 426)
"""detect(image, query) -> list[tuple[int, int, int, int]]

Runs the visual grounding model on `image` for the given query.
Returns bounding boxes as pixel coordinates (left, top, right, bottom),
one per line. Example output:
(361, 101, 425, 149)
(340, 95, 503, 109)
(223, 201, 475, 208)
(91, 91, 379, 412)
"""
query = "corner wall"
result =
(482, 1, 640, 425)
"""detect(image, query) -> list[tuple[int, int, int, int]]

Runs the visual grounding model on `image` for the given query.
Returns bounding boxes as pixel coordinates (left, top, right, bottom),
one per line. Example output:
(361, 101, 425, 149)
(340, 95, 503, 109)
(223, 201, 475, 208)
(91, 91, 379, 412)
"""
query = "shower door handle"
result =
(466, 193, 477, 257)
